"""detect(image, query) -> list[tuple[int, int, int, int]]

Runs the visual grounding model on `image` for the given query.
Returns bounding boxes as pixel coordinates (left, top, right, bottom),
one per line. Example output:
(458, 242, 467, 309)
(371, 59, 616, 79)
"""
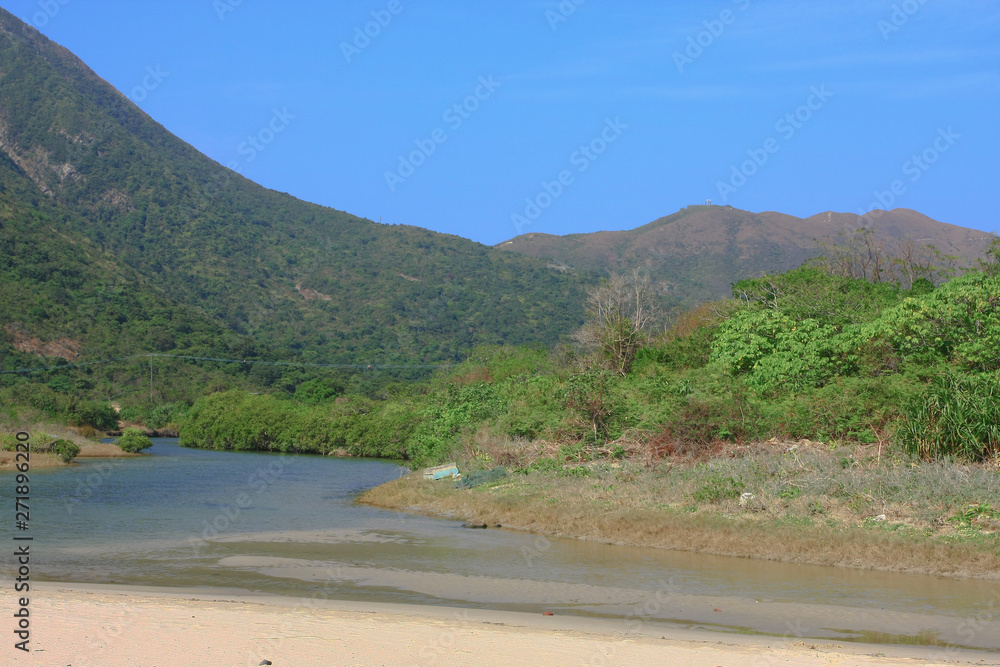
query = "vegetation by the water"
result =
(1, 429, 80, 463)
(180, 243, 1000, 471)
(116, 427, 153, 453)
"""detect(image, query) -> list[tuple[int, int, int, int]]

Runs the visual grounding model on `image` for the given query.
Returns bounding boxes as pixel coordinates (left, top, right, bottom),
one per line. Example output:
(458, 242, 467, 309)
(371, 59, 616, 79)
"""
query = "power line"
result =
(0, 353, 453, 376)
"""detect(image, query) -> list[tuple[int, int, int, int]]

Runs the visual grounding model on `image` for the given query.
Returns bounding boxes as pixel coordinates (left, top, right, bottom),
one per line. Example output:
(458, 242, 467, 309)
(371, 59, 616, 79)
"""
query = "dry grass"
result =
(359, 440, 1000, 580)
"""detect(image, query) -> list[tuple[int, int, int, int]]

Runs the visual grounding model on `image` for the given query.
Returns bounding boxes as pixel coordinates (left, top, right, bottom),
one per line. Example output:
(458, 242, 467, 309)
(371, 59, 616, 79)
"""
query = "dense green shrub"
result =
(181, 390, 415, 459)
(710, 310, 841, 392)
(64, 400, 118, 431)
(116, 427, 153, 453)
(863, 273, 1000, 372)
(50, 438, 81, 463)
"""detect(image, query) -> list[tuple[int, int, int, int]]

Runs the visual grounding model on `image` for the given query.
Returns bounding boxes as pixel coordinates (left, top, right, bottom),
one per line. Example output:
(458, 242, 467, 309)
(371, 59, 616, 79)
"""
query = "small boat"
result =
(423, 462, 459, 480)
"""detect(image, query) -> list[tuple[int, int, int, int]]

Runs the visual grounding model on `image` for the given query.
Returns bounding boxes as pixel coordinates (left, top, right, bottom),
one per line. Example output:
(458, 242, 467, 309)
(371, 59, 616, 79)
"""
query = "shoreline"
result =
(358, 467, 1000, 581)
(0, 442, 142, 470)
(7, 582, 997, 665)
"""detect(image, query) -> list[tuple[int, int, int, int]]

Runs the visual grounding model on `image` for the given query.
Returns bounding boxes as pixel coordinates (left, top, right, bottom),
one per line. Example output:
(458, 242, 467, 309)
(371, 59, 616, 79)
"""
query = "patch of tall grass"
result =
(898, 373, 1000, 462)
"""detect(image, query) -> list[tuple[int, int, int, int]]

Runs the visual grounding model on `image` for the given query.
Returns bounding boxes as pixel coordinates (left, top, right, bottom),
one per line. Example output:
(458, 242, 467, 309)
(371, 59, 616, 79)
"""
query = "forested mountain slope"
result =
(0, 8, 586, 374)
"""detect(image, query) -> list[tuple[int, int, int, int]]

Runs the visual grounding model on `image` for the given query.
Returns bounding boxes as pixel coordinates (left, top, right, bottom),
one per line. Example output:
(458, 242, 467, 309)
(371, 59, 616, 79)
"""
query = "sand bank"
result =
(5, 583, 996, 666)
(0, 442, 140, 469)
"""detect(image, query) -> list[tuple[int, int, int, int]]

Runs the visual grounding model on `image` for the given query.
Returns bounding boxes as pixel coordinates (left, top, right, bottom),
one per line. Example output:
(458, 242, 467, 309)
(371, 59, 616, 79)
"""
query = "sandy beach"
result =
(5, 583, 997, 666)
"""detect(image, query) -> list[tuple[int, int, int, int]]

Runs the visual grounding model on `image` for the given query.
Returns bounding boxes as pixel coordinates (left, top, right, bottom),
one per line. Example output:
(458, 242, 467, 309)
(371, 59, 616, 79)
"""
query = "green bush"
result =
(65, 400, 118, 431)
(117, 428, 154, 453)
(897, 372, 1000, 462)
(50, 439, 81, 463)
(863, 273, 1000, 371)
(710, 310, 840, 392)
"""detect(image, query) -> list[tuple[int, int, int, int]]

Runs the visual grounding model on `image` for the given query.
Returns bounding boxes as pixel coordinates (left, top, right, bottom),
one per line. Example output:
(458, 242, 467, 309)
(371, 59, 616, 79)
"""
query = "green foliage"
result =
(50, 438, 81, 463)
(1, 431, 52, 452)
(2, 434, 83, 463)
(63, 400, 118, 431)
(181, 390, 419, 459)
(692, 471, 743, 503)
(294, 378, 345, 405)
(897, 373, 1000, 462)
(116, 427, 153, 453)
(563, 371, 619, 443)
(862, 273, 1000, 372)
(709, 310, 840, 392)
(0, 19, 587, 415)
(732, 267, 902, 327)
(638, 325, 716, 371)
(455, 467, 507, 489)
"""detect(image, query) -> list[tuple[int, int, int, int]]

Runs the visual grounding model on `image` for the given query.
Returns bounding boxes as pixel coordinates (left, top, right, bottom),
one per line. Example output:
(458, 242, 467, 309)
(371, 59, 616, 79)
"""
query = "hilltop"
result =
(498, 205, 993, 306)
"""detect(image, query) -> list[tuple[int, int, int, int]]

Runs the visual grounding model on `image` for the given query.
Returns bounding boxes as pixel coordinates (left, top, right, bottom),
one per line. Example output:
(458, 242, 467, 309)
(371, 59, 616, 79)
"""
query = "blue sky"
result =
(6, 0, 999, 244)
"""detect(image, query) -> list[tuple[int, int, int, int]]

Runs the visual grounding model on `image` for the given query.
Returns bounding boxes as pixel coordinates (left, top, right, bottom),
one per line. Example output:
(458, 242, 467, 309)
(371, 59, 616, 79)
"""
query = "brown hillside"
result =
(497, 206, 994, 305)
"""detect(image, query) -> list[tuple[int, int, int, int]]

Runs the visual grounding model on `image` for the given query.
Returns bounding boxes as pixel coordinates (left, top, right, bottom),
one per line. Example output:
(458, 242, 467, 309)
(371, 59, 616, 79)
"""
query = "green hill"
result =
(0, 8, 586, 392)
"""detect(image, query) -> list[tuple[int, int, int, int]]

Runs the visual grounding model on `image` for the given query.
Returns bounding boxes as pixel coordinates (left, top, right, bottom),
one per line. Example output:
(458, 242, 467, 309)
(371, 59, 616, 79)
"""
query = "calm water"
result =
(6, 440, 999, 650)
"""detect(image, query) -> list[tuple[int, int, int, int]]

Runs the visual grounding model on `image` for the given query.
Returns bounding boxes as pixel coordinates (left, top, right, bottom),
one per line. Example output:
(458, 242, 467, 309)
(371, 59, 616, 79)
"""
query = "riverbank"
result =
(7, 583, 995, 666)
(359, 440, 1000, 580)
(0, 423, 139, 469)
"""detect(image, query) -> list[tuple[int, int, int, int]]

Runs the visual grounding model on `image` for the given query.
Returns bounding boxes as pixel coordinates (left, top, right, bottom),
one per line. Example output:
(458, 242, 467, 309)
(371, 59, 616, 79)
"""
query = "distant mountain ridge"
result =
(498, 205, 994, 305)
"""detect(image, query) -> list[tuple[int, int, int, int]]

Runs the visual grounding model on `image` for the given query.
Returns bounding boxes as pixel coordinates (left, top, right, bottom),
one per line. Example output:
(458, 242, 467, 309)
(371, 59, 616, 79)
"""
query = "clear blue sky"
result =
(6, 0, 999, 244)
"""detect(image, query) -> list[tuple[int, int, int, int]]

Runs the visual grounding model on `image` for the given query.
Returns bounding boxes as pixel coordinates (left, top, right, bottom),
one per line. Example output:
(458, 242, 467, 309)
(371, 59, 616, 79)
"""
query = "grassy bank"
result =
(359, 439, 1000, 579)
(0, 419, 139, 469)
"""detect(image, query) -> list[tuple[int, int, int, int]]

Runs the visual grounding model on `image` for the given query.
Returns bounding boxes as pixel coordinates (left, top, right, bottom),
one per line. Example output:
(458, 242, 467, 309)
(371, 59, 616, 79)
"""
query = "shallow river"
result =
(7, 439, 999, 651)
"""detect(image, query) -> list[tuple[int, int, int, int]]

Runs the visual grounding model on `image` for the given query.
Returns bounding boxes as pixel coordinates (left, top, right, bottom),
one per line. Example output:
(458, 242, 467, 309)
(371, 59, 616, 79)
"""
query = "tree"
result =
(116, 427, 154, 453)
(978, 234, 1000, 277)
(817, 227, 892, 283)
(576, 270, 656, 376)
(816, 227, 959, 288)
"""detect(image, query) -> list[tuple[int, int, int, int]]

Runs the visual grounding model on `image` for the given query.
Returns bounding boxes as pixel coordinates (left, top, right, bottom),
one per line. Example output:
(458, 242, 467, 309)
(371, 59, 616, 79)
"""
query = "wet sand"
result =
(6, 583, 998, 666)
